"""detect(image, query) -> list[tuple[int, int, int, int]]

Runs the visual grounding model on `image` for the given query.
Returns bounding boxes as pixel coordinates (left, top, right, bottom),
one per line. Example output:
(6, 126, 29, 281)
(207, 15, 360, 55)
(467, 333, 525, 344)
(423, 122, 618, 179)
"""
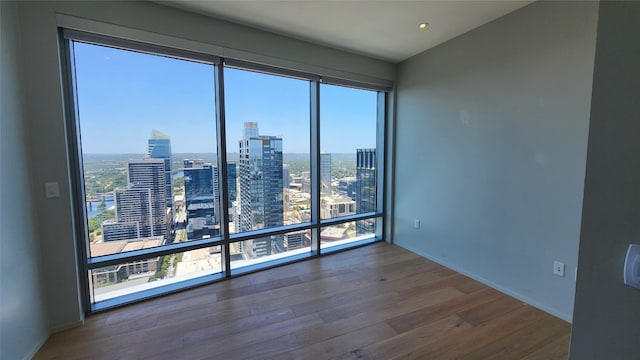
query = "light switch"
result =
(623, 244, 640, 290)
(45, 182, 60, 198)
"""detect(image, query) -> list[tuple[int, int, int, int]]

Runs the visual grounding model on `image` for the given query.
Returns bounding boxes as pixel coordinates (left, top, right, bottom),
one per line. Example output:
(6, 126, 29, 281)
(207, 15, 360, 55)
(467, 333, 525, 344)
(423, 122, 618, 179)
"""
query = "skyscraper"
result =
(183, 159, 218, 238)
(212, 162, 237, 222)
(338, 177, 357, 200)
(102, 186, 152, 241)
(128, 159, 168, 240)
(183, 160, 215, 223)
(356, 148, 376, 235)
(282, 164, 290, 190)
(238, 122, 284, 257)
(102, 159, 168, 243)
(147, 129, 172, 210)
(227, 162, 238, 203)
(320, 153, 332, 196)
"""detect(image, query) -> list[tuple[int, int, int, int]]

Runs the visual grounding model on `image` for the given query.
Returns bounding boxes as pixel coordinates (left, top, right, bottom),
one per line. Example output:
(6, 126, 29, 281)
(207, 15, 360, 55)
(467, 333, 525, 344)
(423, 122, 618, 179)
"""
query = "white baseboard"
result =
(22, 318, 84, 359)
(396, 242, 573, 323)
(51, 318, 84, 333)
(23, 332, 50, 360)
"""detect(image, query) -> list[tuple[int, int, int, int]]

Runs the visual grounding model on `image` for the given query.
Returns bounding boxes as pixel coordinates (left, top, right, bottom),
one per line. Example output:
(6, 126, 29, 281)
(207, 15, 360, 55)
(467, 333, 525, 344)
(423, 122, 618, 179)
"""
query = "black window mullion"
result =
(215, 62, 232, 278)
(376, 91, 387, 239)
(61, 35, 93, 315)
(310, 80, 321, 255)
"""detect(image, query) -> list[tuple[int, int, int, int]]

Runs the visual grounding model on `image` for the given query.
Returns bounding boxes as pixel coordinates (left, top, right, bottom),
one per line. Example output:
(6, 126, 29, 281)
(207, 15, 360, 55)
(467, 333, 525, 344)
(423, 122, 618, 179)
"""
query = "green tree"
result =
(87, 209, 115, 233)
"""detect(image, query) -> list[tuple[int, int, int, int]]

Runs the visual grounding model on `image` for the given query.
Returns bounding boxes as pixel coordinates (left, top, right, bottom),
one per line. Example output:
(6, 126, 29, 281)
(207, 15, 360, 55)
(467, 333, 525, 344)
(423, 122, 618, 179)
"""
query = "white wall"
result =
(14, 0, 395, 334)
(0, 2, 50, 359)
(570, 2, 640, 358)
(393, 1, 598, 320)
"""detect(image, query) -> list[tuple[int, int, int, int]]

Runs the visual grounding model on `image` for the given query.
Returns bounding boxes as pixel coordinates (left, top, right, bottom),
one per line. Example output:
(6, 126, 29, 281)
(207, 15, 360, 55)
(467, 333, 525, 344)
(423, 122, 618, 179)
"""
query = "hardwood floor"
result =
(34, 242, 570, 359)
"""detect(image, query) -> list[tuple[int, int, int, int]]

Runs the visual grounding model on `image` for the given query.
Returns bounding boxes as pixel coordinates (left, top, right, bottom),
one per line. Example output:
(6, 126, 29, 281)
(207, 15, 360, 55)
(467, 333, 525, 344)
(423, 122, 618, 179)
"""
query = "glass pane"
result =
(230, 230, 312, 270)
(320, 84, 377, 220)
(89, 247, 222, 303)
(320, 220, 377, 249)
(73, 41, 218, 258)
(224, 68, 310, 236)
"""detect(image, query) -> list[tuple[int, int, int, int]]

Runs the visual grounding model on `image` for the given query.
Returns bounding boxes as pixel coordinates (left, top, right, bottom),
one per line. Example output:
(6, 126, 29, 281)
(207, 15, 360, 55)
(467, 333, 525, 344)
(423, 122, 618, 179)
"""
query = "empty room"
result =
(1, 1, 638, 359)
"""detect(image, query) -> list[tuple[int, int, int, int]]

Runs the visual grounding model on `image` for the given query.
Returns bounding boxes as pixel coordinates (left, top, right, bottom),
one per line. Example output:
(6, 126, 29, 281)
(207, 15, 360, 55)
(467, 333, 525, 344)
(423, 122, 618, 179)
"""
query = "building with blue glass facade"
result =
(184, 159, 215, 223)
(238, 122, 284, 257)
(320, 153, 332, 196)
(356, 148, 376, 236)
(147, 129, 173, 210)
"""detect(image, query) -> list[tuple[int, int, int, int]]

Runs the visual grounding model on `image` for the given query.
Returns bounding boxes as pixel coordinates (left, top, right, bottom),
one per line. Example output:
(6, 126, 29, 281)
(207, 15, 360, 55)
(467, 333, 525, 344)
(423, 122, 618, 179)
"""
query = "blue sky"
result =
(74, 42, 377, 154)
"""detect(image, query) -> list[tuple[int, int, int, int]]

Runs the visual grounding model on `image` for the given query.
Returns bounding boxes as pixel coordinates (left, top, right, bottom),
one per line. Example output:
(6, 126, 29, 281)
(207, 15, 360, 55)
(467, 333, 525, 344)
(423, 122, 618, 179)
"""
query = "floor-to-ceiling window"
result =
(320, 84, 380, 250)
(223, 66, 312, 271)
(63, 30, 387, 311)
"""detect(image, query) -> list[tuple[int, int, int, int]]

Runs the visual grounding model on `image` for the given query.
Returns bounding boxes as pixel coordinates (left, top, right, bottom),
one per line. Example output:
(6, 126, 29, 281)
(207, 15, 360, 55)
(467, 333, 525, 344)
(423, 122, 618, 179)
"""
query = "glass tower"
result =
(212, 162, 237, 223)
(238, 122, 284, 257)
(227, 162, 238, 203)
(356, 148, 376, 235)
(183, 160, 215, 224)
(320, 153, 332, 196)
(147, 129, 173, 210)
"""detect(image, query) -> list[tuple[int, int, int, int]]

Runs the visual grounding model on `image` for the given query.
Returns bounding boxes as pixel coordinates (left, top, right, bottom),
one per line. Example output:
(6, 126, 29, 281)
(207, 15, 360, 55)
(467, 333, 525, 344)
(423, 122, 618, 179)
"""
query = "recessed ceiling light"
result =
(418, 22, 429, 30)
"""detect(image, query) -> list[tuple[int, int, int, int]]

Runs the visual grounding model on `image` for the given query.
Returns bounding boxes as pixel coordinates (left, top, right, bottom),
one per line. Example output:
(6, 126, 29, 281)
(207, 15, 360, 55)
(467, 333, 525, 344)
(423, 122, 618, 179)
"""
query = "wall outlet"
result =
(553, 261, 565, 277)
(414, 219, 420, 229)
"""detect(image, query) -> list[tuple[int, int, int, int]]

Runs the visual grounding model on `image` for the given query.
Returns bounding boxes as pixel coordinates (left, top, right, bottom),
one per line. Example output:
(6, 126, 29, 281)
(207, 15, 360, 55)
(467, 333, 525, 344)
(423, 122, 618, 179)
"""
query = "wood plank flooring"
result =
(34, 242, 570, 359)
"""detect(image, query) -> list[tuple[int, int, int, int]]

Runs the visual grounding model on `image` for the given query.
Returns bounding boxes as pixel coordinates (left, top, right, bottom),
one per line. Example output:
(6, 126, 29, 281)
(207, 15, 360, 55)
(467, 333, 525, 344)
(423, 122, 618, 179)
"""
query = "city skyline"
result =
(75, 41, 379, 263)
(73, 41, 377, 155)
(65, 34, 382, 307)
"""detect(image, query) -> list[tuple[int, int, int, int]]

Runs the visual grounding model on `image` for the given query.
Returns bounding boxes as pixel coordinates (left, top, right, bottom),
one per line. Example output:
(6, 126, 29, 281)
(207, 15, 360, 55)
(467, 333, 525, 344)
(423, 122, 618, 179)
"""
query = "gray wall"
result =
(0, 1, 50, 359)
(12, 0, 395, 340)
(393, 1, 598, 320)
(570, 2, 640, 358)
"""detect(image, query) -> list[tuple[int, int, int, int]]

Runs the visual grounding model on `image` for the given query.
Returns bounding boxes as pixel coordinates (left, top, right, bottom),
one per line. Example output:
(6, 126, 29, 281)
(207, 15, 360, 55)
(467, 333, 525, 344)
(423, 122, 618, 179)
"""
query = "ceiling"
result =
(159, 0, 533, 63)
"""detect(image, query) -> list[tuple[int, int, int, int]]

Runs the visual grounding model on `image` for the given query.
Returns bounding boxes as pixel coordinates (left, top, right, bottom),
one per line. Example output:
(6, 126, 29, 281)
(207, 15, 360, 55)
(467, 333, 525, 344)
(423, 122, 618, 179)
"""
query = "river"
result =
(86, 196, 115, 218)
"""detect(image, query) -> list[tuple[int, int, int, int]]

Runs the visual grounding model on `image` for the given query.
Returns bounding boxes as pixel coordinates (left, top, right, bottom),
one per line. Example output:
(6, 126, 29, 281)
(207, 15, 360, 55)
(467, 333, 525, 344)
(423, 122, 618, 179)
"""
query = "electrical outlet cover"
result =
(623, 244, 640, 290)
(553, 261, 565, 277)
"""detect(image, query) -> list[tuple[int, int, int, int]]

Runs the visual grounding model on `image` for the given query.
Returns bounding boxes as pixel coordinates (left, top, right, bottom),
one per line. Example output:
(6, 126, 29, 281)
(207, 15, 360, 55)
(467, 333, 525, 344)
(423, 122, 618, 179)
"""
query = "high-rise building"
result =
(101, 220, 141, 242)
(212, 165, 219, 222)
(356, 148, 376, 235)
(102, 186, 153, 242)
(282, 164, 290, 190)
(183, 160, 215, 223)
(227, 162, 238, 203)
(320, 153, 332, 196)
(147, 129, 173, 210)
(128, 159, 169, 240)
(183, 159, 206, 168)
(338, 177, 357, 200)
(301, 171, 311, 193)
(212, 162, 238, 222)
(100, 158, 168, 243)
(238, 122, 284, 257)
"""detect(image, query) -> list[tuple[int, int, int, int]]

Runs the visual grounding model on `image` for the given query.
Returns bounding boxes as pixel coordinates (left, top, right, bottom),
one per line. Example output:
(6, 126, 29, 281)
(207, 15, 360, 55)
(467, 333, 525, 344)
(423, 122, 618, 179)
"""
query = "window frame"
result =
(61, 28, 388, 313)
